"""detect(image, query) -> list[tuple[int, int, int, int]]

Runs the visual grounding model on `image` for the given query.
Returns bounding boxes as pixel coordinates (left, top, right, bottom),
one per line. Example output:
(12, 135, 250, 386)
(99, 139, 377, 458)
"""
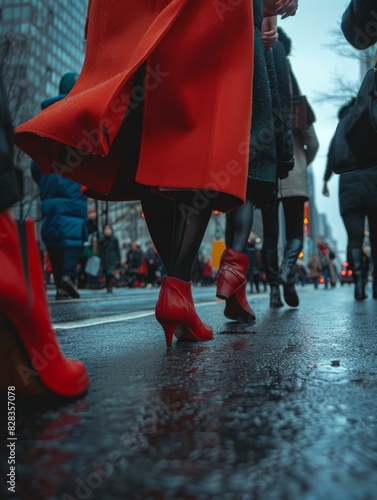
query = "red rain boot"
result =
(155, 277, 213, 346)
(216, 248, 256, 322)
(0, 213, 88, 397)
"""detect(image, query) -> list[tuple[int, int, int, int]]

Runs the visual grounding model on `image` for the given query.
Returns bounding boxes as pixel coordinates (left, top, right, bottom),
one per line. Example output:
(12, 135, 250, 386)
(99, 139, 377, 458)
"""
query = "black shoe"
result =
(278, 239, 303, 284)
(283, 282, 299, 307)
(348, 249, 367, 301)
(60, 276, 80, 299)
(270, 285, 284, 308)
(354, 278, 366, 301)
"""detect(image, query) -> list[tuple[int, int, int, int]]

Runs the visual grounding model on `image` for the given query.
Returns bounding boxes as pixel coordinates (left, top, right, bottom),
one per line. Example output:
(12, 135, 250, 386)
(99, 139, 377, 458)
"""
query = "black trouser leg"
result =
(279, 197, 305, 283)
(62, 246, 81, 281)
(342, 209, 367, 300)
(48, 247, 64, 287)
(261, 201, 279, 285)
(366, 208, 377, 298)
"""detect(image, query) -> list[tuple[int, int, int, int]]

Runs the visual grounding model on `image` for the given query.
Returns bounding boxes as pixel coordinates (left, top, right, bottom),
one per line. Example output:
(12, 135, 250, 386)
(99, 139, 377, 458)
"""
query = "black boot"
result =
(349, 249, 367, 301)
(263, 249, 283, 308)
(373, 279, 377, 300)
(282, 275, 299, 307)
(277, 239, 302, 307)
(270, 285, 283, 308)
(277, 238, 303, 284)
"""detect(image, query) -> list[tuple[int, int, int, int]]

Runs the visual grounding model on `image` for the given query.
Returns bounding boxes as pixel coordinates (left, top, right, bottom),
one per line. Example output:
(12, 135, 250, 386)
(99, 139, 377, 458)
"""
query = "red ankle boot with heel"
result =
(0, 212, 88, 397)
(215, 248, 256, 323)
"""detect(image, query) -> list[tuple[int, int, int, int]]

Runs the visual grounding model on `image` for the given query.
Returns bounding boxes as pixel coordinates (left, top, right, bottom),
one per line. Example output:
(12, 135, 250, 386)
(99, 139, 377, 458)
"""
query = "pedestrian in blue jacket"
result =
(32, 73, 88, 299)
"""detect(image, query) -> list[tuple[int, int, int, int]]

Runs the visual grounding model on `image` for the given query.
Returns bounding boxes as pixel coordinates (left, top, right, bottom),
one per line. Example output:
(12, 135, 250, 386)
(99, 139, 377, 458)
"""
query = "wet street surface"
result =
(1, 284, 377, 500)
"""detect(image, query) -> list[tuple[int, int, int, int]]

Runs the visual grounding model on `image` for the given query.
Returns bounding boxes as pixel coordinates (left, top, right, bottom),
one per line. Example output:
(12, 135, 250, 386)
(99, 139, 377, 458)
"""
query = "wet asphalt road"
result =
(1, 283, 377, 500)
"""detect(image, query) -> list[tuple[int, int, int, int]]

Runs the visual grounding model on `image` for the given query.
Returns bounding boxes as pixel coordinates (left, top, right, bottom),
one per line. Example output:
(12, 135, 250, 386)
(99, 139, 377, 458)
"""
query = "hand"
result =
(264, 0, 298, 19)
(322, 182, 329, 197)
(280, 0, 298, 19)
(262, 16, 278, 50)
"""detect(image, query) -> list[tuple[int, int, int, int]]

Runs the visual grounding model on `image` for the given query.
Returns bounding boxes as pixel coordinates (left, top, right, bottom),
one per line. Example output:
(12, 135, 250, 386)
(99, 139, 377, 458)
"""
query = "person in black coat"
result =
(323, 101, 377, 300)
(337, 1, 377, 299)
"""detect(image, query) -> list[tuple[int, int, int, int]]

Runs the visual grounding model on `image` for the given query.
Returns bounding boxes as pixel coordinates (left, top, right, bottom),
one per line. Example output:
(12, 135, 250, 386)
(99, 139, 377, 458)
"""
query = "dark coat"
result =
(272, 41, 295, 180)
(324, 138, 377, 215)
(126, 248, 143, 272)
(248, 0, 276, 187)
(342, 0, 377, 49)
(98, 235, 120, 273)
(32, 162, 88, 248)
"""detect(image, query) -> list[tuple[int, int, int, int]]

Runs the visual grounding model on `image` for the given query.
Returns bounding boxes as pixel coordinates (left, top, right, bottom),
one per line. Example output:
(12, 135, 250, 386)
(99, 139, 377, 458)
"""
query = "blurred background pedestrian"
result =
(31, 73, 88, 300)
(145, 241, 162, 288)
(125, 241, 143, 288)
(98, 224, 120, 293)
(307, 253, 322, 289)
(316, 236, 337, 289)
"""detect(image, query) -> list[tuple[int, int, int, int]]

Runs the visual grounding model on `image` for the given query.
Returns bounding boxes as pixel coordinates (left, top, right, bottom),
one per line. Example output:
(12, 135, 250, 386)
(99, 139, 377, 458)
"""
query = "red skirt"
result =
(14, 0, 254, 212)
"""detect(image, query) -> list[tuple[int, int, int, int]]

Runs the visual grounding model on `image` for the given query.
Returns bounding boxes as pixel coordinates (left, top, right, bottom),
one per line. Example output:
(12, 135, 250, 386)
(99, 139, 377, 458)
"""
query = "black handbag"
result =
(332, 65, 377, 174)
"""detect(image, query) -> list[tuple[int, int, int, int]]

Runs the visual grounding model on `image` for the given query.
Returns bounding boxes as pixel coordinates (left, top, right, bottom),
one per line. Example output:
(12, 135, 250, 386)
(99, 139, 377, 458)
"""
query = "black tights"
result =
(225, 188, 282, 256)
(140, 186, 217, 282)
(342, 207, 377, 275)
(262, 196, 306, 252)
(225, 185, 254, 252)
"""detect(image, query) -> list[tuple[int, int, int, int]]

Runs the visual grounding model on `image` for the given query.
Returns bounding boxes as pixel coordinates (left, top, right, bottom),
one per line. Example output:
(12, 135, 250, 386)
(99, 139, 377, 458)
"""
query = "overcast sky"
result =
(281, 0, 359, 257)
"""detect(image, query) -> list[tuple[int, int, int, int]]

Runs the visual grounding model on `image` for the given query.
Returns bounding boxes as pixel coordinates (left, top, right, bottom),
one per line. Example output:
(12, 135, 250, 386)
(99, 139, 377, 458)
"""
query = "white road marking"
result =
(53, 300, 222, 330)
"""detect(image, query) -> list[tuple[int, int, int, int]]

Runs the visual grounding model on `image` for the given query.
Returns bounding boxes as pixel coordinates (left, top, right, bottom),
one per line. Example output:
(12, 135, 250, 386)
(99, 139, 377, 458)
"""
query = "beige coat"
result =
(278, 125, 319, 199)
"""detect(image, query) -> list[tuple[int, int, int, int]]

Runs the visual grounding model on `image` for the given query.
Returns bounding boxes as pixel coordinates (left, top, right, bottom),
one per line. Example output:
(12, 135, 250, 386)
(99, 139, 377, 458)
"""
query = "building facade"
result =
(1, 0, 88, 218)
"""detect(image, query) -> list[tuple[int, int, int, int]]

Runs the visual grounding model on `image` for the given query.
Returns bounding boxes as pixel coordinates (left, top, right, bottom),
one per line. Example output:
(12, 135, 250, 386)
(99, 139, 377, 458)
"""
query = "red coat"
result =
(15, 0, 254, 212)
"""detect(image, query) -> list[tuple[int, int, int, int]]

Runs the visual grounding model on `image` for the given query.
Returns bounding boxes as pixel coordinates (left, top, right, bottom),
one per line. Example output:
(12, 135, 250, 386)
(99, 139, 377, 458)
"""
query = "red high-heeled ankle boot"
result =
(155, 277, 213, 346)
(215, 248, 256, 322)
(0, 213, 89, 397)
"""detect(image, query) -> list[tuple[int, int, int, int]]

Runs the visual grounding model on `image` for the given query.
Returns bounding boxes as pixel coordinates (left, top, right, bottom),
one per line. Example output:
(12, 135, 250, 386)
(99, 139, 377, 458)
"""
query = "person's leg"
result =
(170, 191, 217, 281)
(62, 246, 81, 280)
(139, 186, 175, 274)
(342, 209, 366, 300)
(60, 246, 81, 298)
(48, 247, 64, 292)
(49, 247, 72, 299)
(225, 185, 254, 252)
(216, 185, 256, 322)
(279, 196, 305, 280)
(261, 200, 283, 308)
(279, 197, 306, 307)
(140, 187, 216, 345)
(366, 207, 377, 298)
(322, 266, 329, 289)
